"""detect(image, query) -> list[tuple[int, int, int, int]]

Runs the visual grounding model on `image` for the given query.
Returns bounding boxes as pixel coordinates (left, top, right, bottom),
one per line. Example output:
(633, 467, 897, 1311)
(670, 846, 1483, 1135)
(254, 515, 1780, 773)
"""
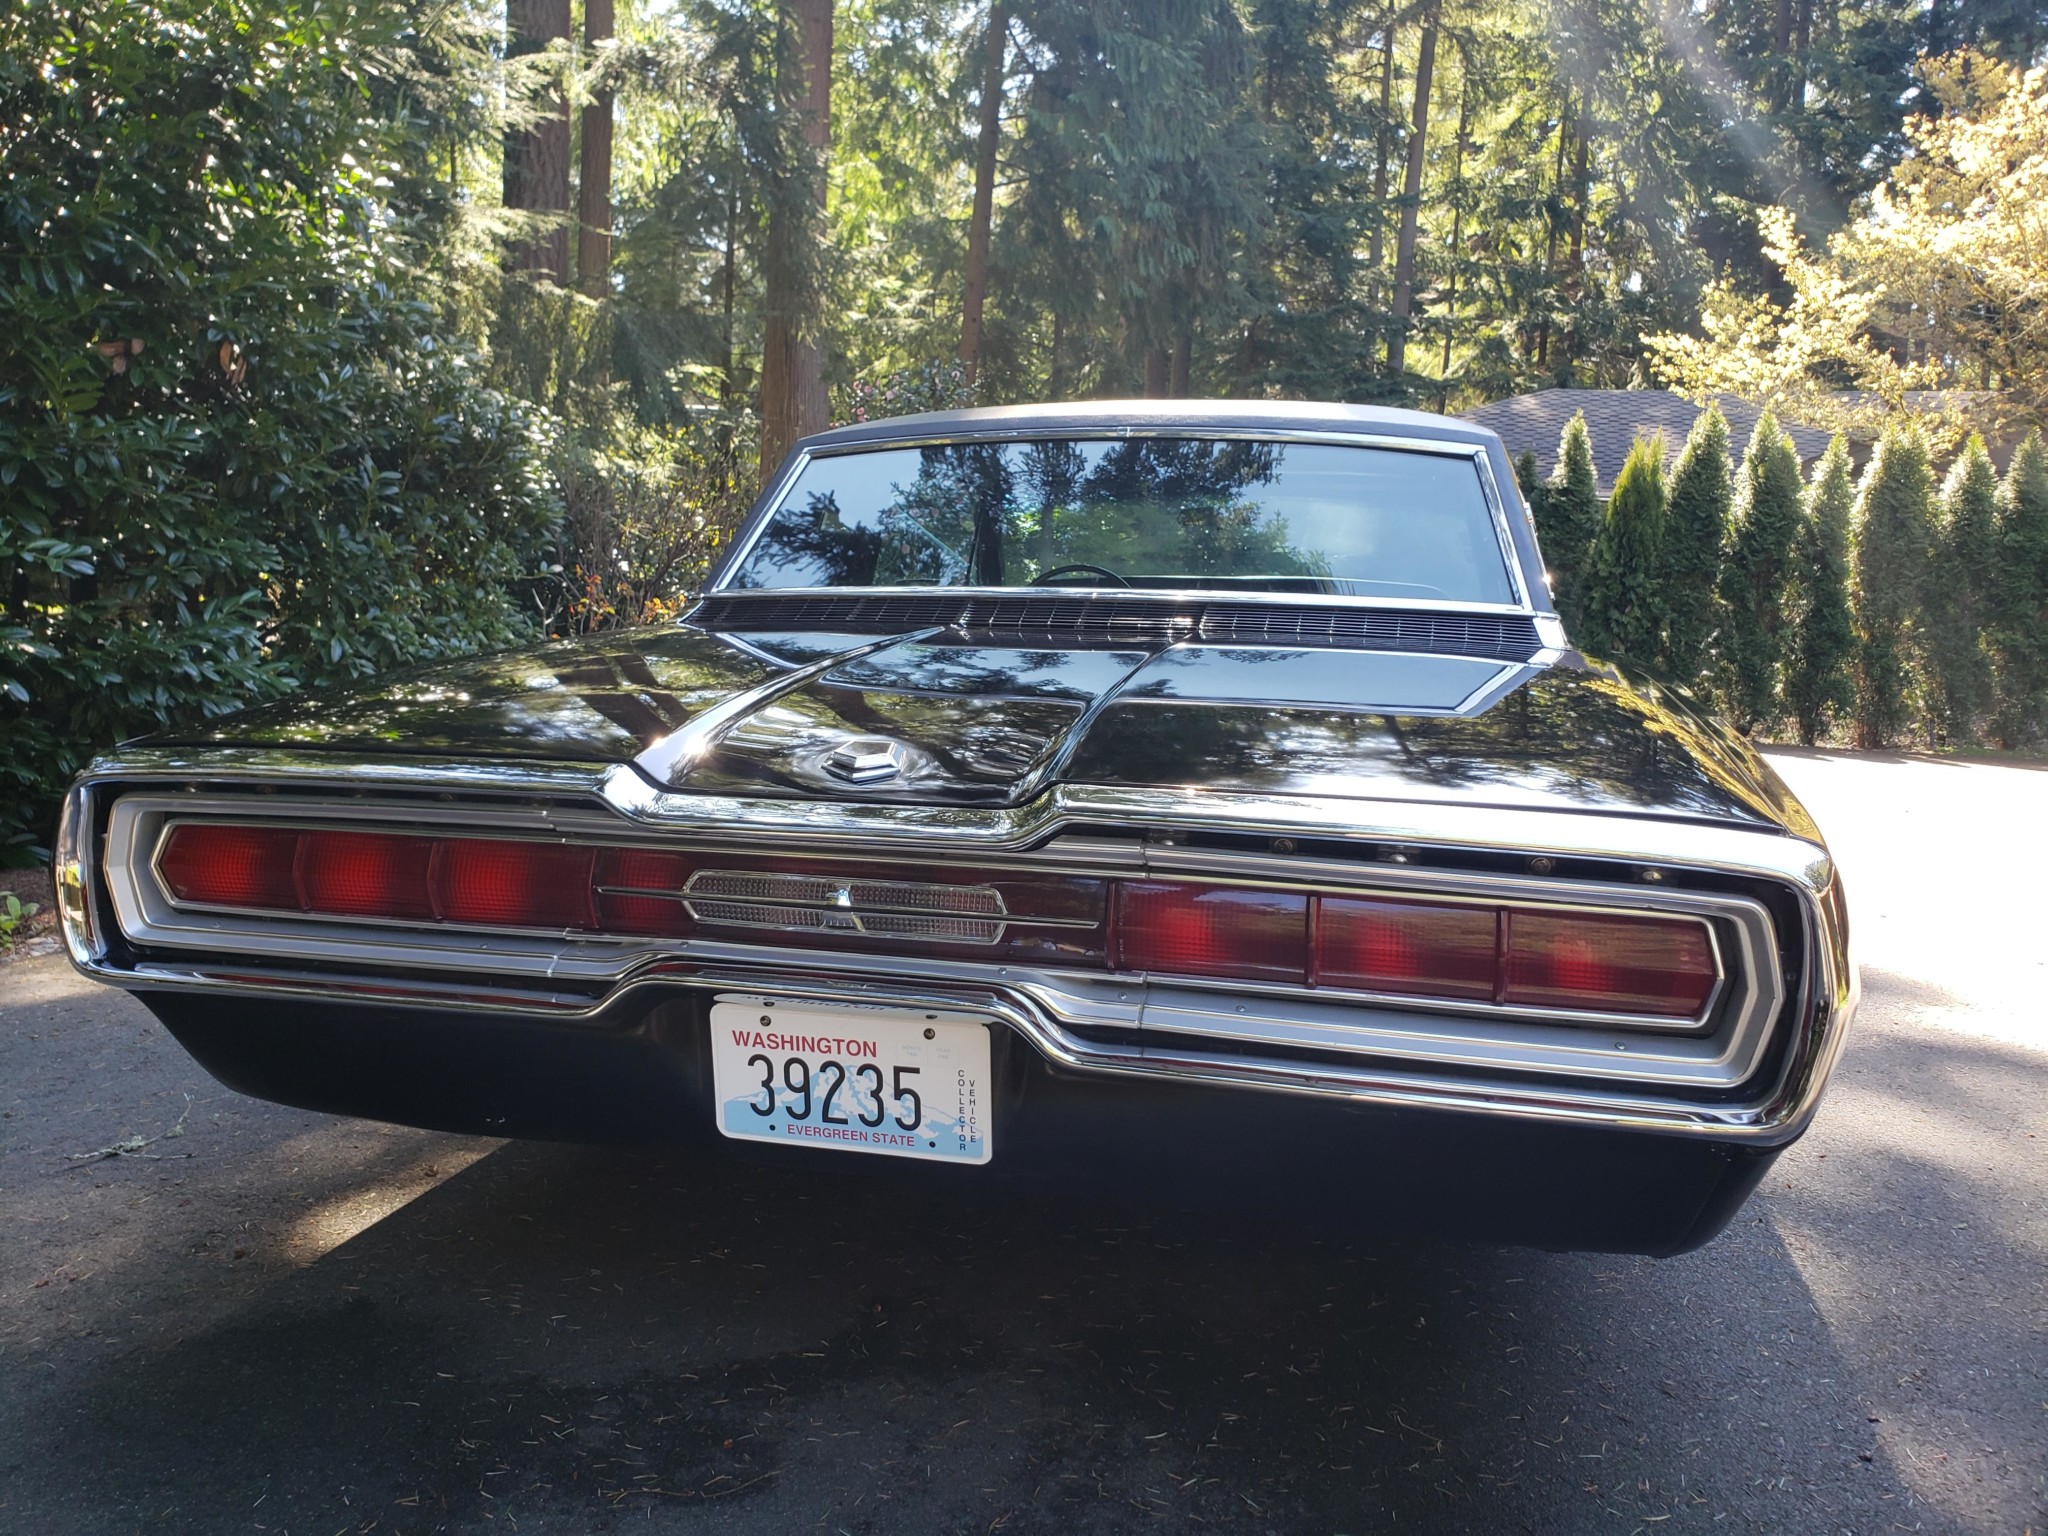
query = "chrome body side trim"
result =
(71, 745, 1834, 887)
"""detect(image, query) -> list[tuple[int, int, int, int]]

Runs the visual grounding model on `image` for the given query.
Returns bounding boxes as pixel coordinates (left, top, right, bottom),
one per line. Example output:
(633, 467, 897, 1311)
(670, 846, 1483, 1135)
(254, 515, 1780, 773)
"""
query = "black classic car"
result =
(54, 401, 1856, 1254)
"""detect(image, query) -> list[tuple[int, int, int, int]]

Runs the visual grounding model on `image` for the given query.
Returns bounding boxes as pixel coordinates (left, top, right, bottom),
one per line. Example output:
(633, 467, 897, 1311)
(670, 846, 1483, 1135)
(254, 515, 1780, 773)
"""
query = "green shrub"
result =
(0, 0, 559, 849)
(1850, 425, 1934, 748)
(1784, 436, 1857, 746)
(1716, 411, 1803, 733)
(1577, 434, 1667, 669)
(1926, 435, 1998, 741)
(1989, 431, 2048, 748)
(1540, 412, 1601, 631)
(1657, 404, 1731, 681)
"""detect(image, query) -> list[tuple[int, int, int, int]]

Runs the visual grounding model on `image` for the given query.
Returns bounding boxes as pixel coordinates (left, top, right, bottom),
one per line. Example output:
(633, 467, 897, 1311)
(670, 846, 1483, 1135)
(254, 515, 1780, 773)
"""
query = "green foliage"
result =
(0, 0, 558, 848)
(0, 892, 36, 949)
(546, 414, 754, 634)
(1989, 431, 2048, 747)
(1925, 435, 1999, 739)
(1657, 403, 1731, 678)
(1784, 437, 1858, 746)
(1540, 412, 1601, 629)
(1716, 411, 1804, 732)
(1577, 434, 1666, 668)
(839, 360, 978, 424)
(1850, 425, 1935, 748)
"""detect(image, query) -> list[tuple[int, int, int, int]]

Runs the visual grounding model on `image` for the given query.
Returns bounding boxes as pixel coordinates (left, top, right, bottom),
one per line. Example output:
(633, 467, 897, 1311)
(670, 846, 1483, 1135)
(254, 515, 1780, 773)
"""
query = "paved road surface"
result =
(1, 750, 2042, 1534)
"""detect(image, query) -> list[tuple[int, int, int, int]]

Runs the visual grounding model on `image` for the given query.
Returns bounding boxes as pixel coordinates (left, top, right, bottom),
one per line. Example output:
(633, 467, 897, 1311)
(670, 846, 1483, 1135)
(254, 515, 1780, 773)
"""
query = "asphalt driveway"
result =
(1, 750, 2042, 1534)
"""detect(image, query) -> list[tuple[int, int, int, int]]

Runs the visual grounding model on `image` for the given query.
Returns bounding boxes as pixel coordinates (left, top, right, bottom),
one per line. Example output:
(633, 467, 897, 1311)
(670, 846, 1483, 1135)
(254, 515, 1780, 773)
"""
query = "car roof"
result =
(797, 398, 1502, 454)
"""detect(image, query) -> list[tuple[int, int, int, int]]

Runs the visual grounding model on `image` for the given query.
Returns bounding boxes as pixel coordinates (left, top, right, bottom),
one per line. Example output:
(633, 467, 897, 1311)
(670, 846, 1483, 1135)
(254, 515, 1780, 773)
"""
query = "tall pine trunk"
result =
(1437, 66, 1470, 401)
(958, 2, 1007, 386)
(1387, 0, 1438, 377)
(577, 0, 615, 299)
(759, 0, 833, 481)
(1366, 11, 1395, 284)
(504, 0, 572, 284)
(1560, 100, 1589, 372)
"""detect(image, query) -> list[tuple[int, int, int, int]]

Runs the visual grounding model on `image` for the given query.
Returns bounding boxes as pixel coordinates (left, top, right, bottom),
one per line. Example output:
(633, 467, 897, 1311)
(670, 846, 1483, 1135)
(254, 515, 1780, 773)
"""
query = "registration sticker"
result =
(708, 996, 992, 1164)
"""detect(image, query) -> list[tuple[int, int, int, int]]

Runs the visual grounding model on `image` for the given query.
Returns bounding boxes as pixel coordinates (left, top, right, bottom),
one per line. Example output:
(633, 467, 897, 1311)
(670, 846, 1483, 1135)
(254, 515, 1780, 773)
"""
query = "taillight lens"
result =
(150, 822, 1719, 1022)
(158, 824, 300, 909)
(1503, 910, 1716, 1017)
(298, 830, 434, 920)
(1318, 897, 1497, 1000)
(1116, 881, 1307, 983)
(595, 848, 695, 936)
(433, 840, 595, 929)
(1116, 881, 1715, 1022)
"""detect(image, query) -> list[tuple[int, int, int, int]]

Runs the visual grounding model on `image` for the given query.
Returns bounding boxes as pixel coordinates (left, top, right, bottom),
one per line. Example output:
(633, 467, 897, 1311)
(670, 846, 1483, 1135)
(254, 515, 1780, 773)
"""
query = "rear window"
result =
(724, 436, 1516, 604)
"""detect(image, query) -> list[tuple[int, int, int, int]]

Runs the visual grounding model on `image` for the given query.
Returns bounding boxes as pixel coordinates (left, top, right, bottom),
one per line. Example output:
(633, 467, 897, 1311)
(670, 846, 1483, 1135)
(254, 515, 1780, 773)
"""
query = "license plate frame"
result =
(708, 995, 993, 1165)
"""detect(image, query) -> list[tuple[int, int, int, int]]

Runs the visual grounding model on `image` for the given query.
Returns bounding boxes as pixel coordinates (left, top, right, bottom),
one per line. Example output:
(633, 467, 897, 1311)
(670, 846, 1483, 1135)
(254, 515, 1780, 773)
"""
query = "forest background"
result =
(5, 0, 2048, 856)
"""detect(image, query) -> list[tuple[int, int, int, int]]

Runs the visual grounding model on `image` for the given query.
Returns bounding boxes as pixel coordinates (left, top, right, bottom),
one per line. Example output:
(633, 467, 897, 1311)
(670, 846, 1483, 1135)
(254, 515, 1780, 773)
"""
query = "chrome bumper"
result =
(55, 754, 1859, 1147)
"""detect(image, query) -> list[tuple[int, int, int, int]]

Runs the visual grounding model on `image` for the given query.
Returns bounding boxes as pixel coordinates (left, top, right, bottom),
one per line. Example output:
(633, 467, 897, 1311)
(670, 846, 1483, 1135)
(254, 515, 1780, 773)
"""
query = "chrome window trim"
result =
(103, 794, 1781, 1098)
(717, 428, 1535, 614)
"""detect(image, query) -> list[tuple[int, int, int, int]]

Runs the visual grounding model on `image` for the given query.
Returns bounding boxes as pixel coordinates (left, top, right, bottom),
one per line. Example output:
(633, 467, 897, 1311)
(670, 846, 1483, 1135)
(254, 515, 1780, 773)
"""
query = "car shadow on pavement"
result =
(3, 960, 2041, 1535)
(5, 1133, 1997, 1534)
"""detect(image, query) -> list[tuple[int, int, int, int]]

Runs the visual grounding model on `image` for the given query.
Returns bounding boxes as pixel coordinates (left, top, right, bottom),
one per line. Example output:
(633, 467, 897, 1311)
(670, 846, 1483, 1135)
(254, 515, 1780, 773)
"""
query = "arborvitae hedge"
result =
(1577, 435, 1667, 668)
(1851, 426, 1935, 748)
(1990, 431, 2048, 748)
(1717, 411, 1804, 732)
(1784, 437, 1858, 747)
(1540, 413, 1601, 630)
(1658, 403, 1731, 679)
(1927, 436, 1999, 739)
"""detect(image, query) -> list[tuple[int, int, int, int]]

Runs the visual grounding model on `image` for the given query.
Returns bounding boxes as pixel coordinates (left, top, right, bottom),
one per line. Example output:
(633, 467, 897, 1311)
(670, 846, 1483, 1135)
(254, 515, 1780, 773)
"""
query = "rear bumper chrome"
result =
(59, 761, 1858, 1148)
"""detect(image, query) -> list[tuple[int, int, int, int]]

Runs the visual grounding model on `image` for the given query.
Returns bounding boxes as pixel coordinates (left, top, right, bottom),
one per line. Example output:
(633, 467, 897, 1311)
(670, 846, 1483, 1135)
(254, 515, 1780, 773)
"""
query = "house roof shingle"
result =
(1460, 388, 1837, 497)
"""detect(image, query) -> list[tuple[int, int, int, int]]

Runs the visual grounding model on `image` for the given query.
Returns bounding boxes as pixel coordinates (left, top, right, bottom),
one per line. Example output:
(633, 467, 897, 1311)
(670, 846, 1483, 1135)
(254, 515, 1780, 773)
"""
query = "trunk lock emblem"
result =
(825, 736, 909, 784)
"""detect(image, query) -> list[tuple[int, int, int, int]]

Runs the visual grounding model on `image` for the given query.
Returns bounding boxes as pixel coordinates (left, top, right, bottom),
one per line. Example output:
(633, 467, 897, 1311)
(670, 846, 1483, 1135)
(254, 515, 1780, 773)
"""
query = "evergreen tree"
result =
(1989, 430, 2048, 747)
(1657, 403, 1732, 682)
(1925, 435, 1999, 741)
(1577, 434, 1666, 668)
(1784, 436, 1858, 746)
(1717, 410, 1804, 732)
(1541, 412, 1601, 632)
(1851, 425, 1935, 749)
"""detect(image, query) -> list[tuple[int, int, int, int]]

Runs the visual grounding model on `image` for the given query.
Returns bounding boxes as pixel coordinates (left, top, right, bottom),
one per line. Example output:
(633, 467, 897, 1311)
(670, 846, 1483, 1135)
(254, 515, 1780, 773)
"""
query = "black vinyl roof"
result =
(798, 398, 1502, 454)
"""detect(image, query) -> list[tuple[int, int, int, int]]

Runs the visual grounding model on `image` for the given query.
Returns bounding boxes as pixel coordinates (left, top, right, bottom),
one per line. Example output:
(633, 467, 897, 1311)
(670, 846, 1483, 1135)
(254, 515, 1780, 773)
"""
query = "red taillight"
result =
(150, 821, 1718, 1022)
(1503, 910, 1716, 1017)
(298, 830, 434, 920)
(595, 847, 694, 936)
(1116, 881, 1308, 984)
(1318, 897, 1498, 1000)
(158, 824, 299, 909)
(431, 840, 596, 929)
(1115, 879, 1715, 1021)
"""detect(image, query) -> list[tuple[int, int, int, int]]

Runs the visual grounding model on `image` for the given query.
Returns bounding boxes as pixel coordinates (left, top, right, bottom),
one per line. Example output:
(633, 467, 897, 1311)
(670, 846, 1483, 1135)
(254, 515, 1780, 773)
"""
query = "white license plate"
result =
(709, 996, 993, 1164)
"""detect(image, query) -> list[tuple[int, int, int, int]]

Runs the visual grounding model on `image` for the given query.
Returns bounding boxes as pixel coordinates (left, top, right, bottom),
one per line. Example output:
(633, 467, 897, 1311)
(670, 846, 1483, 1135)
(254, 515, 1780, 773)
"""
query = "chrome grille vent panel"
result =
(692, 593, 1542, 661)
(682, 869, 1008, 944)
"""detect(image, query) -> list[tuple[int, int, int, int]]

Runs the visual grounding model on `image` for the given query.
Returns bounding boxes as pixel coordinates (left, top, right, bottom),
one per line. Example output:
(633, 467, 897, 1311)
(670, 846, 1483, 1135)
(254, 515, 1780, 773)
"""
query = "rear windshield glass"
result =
(724, 437, 1515, 603)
